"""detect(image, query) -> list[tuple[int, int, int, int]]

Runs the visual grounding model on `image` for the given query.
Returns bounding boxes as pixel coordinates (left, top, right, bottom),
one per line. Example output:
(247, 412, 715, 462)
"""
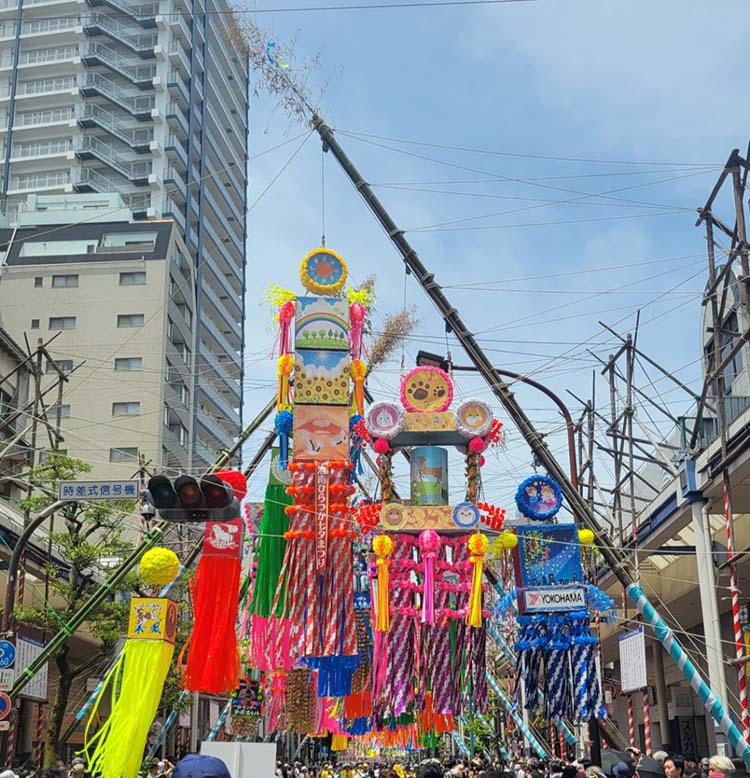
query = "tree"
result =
(13, 452, 138, 766)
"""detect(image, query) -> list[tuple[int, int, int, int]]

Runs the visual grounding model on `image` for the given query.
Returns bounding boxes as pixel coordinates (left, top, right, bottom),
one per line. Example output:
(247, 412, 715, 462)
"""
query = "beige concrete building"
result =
(0, 193, 197, 478)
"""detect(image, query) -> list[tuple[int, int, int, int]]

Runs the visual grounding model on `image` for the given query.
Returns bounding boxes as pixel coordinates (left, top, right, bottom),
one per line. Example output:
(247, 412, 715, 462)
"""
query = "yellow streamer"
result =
(373, 535, 393, 632)
(84, 639, 175, 778)
(467, 533, 488, 628)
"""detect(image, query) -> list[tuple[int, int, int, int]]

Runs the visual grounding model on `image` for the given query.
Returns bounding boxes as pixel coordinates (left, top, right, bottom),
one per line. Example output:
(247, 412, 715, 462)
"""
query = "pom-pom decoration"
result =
(500, 530, 518, 549)
(400, 366, 453, 413)
(373, 534, 394, 632)
(299, 247, 348, 295)
(468, 436, 486, 454)
(140, 547, 180, 587)
(455, 399, 494, 439)
(515, 475, 563, 521)
(277, 299, 296, 355)
(578, 528, 595, 545)
(276, 353, 294, 411)
(366, 402, 404, 440)
(418, 530, 441, 624)
(372, 437, 390, 455)
(466, 533, 489, 628)
(345, 285, 375, 308)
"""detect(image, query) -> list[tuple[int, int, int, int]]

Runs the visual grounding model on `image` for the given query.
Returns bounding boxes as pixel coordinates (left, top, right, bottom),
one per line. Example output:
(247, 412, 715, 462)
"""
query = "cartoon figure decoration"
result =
(515, 474, 563, 521)
(84, 548, 180, 778)
(181, 470, 247, 694)
(495, 508, 615, 727)
(354, 366, 506, 745)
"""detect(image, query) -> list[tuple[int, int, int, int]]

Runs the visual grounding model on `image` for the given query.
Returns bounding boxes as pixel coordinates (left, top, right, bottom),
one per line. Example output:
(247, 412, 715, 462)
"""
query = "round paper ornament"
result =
(381, 503, 407, 531)
(400, 366, 453, 413)
(455, 399, 494, 439)
(514, 475, 563, 521)
(452, 501, 480, 529)
(140, 547, 180, 586)
(367, 402, 404, 440)
(299, 247, 347, 295)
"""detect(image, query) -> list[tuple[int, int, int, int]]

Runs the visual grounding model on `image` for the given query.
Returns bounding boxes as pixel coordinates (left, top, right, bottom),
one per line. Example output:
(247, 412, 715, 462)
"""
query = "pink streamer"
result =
(349, 303, 366, 359)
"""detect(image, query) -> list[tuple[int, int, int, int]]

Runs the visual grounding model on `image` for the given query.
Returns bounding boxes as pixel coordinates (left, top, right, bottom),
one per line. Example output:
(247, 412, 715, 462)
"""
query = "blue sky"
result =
(239, 0, 749, 509)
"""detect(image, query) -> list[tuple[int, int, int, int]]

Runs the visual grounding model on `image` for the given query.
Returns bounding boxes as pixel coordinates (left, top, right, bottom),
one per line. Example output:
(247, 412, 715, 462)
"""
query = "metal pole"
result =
(313, 116, 750, 762)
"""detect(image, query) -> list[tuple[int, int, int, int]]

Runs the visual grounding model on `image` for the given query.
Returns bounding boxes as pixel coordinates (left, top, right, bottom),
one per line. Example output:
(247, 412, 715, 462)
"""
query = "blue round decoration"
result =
(452, 501, 480, 529)
(515, 475, 563, 521)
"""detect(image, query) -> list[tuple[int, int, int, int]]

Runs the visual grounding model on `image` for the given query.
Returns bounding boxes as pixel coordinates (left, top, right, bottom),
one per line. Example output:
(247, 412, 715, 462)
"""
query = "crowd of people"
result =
(0, 747, 747, 778)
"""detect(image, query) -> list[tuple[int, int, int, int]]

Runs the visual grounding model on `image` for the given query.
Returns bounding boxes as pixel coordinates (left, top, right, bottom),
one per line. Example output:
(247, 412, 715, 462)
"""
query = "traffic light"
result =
(146, 474, 240, 522)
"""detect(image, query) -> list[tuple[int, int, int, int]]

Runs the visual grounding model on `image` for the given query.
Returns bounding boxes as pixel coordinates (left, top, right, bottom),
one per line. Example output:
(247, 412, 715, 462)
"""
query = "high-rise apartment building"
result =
(0, 0, 248, 469)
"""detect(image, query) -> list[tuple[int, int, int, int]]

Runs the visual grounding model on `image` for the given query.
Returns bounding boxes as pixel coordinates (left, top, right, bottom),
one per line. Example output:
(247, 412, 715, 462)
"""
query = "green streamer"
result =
(250, 483, 291, 618)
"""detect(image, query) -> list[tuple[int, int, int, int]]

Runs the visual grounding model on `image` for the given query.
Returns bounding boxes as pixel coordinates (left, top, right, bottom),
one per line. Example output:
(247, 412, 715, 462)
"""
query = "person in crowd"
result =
(708, 757, 735, 778)
(169, 755, 230, 778)
(653, 754, 669, 768)
(700, 760, 711, 778)
(664, 756, 684, 778)
(417, 762, 444, 778)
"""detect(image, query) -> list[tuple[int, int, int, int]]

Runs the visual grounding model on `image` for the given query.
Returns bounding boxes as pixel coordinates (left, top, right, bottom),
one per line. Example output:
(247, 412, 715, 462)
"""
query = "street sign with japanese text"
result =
(58, 480, 140, 501)
(0, 670, 14, 692)
(619, 626, 648, 693)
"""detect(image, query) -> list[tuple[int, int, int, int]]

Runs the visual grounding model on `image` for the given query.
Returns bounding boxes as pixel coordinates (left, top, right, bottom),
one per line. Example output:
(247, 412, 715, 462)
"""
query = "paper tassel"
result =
(466, 533, 488, 628)
(278, 300, 295, 356)
(349, 303, 366, 359)
(373, 534, 393, 632)
(418, 530, 440, 625)
(350, 359, 366, 417)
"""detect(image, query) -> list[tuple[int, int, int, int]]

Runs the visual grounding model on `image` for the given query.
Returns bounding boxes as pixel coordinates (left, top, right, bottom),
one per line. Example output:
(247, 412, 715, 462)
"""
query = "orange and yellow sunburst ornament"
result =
(299, 247, 348, 295)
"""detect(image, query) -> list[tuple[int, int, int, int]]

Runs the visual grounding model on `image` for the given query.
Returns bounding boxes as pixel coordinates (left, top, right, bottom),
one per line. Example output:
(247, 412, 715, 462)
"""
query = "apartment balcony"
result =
(200, 315, 240, 373)
(200, 275, 242, 337)
(201, 218, 243, 284)
(81, 12, 157, 56)
(193, 438, 216, 468)
(0, 16, 83, 40)
(163, 196, 186, 231)
(196, 412, 236, 449)
(74, 135, 151, 184)
(8, 106, 75, 135)
(163, 164, 186, 203)
(79, 72, 154, 119)
(87, 0, 158, 26)
(0, 76, 78, 106)
(8, 138, 73, 162)
(8, 170, 70, 193)
(81, 42, 155, 88)
(198, 346, 240, 400)
(203, 184, 243, 258)
(164, 131, 187, 168)
(0, 45, 80, 73)
(125, 191, 150, 216)
(72, 166, 117, 193)
(77, 103, 151, 151)
(202, 252, 241, 310)
(167, 11, 190, 44)
(167, 38, 190, 75)
(166, 68, 189, 109)
(165, 101, 189, 140)
(197, 381, 240, 428)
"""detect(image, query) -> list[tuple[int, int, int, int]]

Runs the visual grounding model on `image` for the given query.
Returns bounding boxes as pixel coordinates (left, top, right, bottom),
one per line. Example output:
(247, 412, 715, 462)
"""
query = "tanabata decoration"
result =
(515, 474, 563, 521)
(84, 547, 179, 778)
(260, 249, 374, 724)
(181, 470, 247, 695)
(364, 371, 502, 742)
(494, 520, 615, 725)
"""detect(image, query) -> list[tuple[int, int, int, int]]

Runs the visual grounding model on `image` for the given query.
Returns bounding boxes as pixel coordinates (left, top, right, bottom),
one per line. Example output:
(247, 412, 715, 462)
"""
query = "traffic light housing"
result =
(146, 474, 240, 522)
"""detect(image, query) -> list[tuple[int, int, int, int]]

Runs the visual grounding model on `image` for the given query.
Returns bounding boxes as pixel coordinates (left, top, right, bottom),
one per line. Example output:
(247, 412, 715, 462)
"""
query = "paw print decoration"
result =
(400, 366, 454, 413)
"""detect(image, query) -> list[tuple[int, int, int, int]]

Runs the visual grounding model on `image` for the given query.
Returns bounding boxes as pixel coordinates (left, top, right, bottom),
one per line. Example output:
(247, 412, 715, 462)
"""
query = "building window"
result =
(112, 401, 141, 416)
(117, 314, 144, 328)
(169, 422, 188, 447)
(34, 276, 43, 288)
(30, 319, 39, 329)
(46, 359, 73, 374)
(101, 232, 157, 251)
(109, 447, 138, 462)
(52, 274, 79, 288)
(50, 404, 71, 418)
(180, 383, 189, 406)
(120, 271, 146, 286)
(49, 316, 76, 330)
(114, 357, 143, 371)
(0, 388, 12, 418)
